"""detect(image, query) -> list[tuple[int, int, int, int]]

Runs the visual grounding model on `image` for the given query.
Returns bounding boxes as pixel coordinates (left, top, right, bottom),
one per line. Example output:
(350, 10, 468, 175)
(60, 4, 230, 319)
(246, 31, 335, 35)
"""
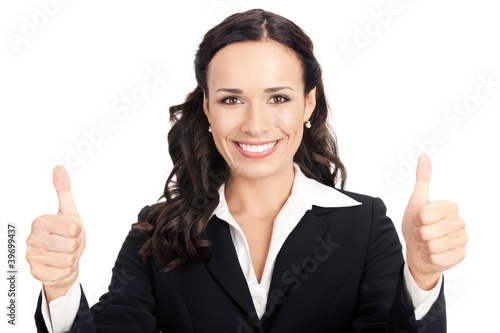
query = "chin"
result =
(229, 160, 289, 181)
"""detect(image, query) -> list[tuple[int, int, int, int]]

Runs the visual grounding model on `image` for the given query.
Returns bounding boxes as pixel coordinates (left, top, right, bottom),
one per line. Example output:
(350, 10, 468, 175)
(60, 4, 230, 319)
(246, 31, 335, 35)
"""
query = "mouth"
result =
(233, 139, 282, 159)
(235, 140, 278, 153)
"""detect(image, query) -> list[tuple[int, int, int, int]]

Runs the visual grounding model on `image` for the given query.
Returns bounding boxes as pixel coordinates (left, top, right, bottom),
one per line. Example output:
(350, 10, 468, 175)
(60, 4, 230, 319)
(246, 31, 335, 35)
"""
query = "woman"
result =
(27, 8, 467, 332)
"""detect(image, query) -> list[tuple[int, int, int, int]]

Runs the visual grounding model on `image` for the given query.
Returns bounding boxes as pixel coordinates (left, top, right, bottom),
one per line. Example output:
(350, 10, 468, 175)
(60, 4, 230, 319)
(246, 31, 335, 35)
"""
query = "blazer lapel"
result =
(203, 216, 258, 320)
(262, 208, 329, 318)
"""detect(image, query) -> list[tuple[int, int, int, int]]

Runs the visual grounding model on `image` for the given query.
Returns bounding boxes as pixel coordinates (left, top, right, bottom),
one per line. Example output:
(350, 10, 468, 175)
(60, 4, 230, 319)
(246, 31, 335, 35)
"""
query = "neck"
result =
(224, 164, 295, 219)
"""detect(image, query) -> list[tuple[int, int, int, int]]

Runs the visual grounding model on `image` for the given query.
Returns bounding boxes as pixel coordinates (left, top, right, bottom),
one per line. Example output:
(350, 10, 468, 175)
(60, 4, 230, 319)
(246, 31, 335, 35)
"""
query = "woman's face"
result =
(203, 40, 316, 181)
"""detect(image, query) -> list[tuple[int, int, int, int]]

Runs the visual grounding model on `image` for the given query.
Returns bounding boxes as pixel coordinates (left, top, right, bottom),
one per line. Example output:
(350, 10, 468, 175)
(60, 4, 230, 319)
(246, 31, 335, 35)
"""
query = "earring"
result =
(208, 125, 212, 133)
(305, 120, 311, 128)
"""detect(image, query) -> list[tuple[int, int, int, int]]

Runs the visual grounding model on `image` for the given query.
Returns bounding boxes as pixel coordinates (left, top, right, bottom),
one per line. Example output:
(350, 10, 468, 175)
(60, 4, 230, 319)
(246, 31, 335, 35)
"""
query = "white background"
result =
(1, 0, 498, 331)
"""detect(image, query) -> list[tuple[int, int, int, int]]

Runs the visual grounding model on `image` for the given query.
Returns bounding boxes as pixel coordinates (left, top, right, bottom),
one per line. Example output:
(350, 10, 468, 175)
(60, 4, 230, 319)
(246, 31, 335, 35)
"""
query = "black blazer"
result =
(35, 190, 446, 332)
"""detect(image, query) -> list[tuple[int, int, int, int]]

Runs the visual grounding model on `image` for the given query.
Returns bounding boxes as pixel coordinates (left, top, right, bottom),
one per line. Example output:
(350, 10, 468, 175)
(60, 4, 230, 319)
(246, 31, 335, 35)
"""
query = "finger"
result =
(29, 262, 78, 284)
(416, 200, 459, 226)
(28, 249, 78, 269)
(408, 154, 432, 207)
(31, 214, 82, 238)
(420, 246, 467, 271)
(416, 230, 468, 255)
(413, 216, 465, 241)
(53, 165, 79, 216)
(27, 232, 81, 253)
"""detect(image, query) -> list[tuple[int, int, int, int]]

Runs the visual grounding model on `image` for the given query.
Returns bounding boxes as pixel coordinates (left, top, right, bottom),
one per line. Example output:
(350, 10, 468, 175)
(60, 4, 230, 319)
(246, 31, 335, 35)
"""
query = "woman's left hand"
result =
(402, 154, 468, 290)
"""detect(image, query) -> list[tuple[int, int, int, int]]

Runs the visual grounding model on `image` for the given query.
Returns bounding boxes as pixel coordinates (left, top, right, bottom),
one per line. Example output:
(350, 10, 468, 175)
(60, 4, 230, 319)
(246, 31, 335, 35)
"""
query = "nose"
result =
(240, 101, 271, 136)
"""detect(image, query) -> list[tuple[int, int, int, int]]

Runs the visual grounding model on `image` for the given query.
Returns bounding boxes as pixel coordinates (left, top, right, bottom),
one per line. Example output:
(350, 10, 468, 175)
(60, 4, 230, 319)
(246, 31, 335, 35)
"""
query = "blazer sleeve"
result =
(34, 205, 160, 333)
(353, 197, 446, 332)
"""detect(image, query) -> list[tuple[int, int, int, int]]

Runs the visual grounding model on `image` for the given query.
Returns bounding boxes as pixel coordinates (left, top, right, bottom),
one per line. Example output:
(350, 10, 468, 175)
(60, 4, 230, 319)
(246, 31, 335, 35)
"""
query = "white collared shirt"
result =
(210, 163, 363, 318)
(41, 163, 442, 332)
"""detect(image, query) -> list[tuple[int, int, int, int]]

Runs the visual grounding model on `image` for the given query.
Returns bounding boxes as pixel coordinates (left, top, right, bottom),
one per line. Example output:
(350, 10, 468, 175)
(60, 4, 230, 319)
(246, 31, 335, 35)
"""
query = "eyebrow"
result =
(215, 86, 294, 94)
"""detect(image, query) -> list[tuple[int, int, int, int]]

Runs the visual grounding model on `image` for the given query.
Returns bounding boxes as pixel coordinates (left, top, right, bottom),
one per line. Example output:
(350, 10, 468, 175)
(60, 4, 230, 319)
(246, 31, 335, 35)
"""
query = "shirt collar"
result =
(211, 163, 361, 221)
(289, 163, 361, 210)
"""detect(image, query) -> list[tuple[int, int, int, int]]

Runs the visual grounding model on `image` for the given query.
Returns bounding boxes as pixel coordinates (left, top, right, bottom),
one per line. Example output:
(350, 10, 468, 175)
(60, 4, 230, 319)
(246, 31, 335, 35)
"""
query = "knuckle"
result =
(27, 235, 44, 249)
(62, 267, 72, 277)
(427, 254, 439, 266)
(32, 217, 45, 231)
(26, 246, 38, 258)
(30, 238, 42, 249)
(65, 238, 78, 252)
(412, 228, 420, 240)
(67, 224, 77, 237)
(413, 228, 421, 240)
(417, 227, 429, 241)
(30, 266, 40, 279)
(26, 250, 37, 263)
(70, 251, 78, 264)
(71, 238, 80, 252)
(417, 210, 429, 225)
(426, 240, 437, 253)
(34, 214, 54, 230)
(448, 201, 458, 212)
(68, 222, 81, 237)
(64, 255, 74, 268)
(26, 235, 34, 246)
(67, 265, 76, 276)
(417, 242, 428, 254)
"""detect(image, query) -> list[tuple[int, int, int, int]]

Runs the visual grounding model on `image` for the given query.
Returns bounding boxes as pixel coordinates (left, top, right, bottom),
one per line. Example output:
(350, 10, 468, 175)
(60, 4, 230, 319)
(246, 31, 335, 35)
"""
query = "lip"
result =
(233, 139, 282, 159)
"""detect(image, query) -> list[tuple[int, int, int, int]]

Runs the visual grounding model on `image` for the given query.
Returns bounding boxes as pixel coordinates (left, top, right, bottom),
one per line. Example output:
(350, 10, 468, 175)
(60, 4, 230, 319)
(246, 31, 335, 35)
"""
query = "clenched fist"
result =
(402, 154, 468, 290)
(26, 165, 86, 302)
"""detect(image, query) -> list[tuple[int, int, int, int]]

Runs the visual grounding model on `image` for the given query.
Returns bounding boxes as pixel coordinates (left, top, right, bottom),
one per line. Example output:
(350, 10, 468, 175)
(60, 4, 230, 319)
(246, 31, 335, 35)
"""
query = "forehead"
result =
(206, 40, 304, 91)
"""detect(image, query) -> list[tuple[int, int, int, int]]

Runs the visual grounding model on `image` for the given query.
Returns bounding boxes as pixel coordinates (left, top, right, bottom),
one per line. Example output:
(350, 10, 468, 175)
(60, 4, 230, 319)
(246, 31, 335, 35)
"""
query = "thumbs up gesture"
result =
(26, 166, 86, 302)
(402, 154, 468, 290)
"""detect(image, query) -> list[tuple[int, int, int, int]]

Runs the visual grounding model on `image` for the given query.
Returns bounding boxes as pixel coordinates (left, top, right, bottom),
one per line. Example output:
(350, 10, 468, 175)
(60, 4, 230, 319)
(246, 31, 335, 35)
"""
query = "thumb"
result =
(53, 165, 79, 216)
(408, 154, 432, 207)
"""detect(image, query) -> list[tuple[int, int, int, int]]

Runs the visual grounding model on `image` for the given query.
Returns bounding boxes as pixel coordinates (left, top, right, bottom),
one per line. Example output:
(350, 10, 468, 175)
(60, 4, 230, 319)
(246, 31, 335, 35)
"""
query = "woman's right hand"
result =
(26, 165, 86, 303)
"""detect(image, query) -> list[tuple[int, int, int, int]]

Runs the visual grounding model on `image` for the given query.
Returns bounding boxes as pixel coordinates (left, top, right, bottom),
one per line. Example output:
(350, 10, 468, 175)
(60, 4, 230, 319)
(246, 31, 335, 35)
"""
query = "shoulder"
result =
(310, 188, 394, 236)
(334, 188, 389, 214)
(335, 188, 374, 203)
(137, 204, 154, 223)
(296, 167, 384, 212)
(127, 203, 160, 244)
(135, 202, 166, 224)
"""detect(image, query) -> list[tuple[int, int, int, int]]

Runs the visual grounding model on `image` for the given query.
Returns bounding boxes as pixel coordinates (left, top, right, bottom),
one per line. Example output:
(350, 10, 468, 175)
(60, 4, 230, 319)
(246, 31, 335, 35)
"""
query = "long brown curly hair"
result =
(133, 8, 347, 272)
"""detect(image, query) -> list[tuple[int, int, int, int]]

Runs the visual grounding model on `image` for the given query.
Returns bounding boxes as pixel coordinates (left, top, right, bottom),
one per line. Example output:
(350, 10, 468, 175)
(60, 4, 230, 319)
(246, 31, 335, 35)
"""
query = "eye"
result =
(221, 96, 242, 105)
(268, 95, 290, 104)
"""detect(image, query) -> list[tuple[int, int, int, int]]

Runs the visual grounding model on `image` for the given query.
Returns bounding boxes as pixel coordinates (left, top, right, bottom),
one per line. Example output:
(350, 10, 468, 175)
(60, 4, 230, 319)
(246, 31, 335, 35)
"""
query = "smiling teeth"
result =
(238, 141, 278, 153)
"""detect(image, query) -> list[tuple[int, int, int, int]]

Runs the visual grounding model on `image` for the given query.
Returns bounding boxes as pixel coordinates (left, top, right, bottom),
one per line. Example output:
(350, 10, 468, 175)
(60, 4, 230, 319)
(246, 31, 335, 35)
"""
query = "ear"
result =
(203, 92, 211, 122)
(303, 86, 316, 122)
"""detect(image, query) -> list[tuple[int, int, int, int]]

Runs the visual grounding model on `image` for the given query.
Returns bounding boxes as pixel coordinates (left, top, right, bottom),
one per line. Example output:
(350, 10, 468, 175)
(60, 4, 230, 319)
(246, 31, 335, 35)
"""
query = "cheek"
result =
(273, 108, 305, 135)
(209, 111, 238, 151)
(211, 112, 237, 133)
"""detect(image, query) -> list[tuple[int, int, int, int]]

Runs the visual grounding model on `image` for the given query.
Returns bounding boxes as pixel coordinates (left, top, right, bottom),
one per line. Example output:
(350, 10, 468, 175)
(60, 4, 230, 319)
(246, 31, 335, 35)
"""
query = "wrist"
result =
(407, 266, 441, 291)
(43, 268, 79, 303)
(406, 251, 441, 291)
